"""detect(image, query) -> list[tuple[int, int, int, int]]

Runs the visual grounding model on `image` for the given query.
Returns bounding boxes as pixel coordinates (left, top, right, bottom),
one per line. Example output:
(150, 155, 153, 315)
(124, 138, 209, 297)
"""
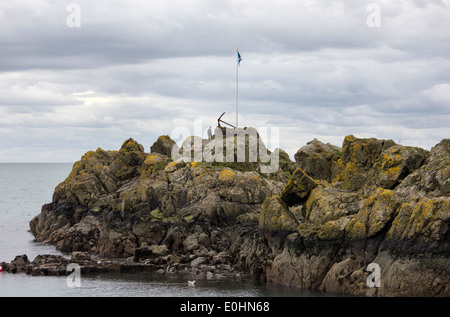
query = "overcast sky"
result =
(0, 0, 449, 162)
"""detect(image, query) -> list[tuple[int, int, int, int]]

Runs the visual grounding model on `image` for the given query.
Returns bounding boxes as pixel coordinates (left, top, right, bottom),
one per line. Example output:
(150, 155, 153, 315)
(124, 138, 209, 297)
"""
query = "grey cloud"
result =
(0, 0, 449, 162)
(0, 0, 419, 71)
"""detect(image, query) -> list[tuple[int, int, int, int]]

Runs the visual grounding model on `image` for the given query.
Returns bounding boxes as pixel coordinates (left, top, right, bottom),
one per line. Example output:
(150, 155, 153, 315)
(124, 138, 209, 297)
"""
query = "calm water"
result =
(0, 163, 326, 297)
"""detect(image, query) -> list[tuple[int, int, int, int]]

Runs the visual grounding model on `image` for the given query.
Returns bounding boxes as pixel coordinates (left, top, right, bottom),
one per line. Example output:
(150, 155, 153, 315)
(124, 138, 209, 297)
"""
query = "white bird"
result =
(188, 280, 195, 287)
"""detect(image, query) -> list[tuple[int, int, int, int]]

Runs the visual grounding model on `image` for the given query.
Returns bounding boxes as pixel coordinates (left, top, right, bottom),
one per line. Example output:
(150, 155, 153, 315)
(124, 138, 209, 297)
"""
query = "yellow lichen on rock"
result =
(344, 135, 356, 143)
(260, 195, 298, 232)
(188, 162, 200, 168)
(304, 187, 323, 221)
(337, 161, 363, 191)
(344, 188, 397, 239)
(280, 168, 317, 205)
(144, 154, 163, 165)
(386, 198, 449, 243)
(319, 217, 351, 240)
(407, 198, 447, 241)
(379, 152, 403, 180)
(120, 138, 145, 153)
(345, 219, 367, 240)
(219, 169, 235, 181)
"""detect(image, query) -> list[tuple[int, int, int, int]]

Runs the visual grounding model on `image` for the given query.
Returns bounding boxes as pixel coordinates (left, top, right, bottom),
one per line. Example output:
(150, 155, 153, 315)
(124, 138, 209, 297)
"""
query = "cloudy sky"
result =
(0, 0, 449, 162)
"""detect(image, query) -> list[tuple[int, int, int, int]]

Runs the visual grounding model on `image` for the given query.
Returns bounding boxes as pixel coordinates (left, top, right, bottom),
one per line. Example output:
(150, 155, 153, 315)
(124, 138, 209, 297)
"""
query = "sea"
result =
(0, 163, 328, 298)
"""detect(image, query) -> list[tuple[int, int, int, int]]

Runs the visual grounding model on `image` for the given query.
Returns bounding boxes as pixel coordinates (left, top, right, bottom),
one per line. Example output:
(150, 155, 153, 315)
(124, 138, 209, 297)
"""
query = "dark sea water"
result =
(0, 163, 327, 297)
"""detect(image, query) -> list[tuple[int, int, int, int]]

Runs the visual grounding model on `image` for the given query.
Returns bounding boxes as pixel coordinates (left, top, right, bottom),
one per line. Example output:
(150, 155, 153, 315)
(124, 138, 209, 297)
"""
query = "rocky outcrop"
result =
(22, 131, 450, 296)
(0, 252, 158, 276)
(28, 131, 287, 278)
(150, 135, 176, 158)
(333, 135, 429, 191)
(261, 136, 449, 296)
(294, 138, 341, 182)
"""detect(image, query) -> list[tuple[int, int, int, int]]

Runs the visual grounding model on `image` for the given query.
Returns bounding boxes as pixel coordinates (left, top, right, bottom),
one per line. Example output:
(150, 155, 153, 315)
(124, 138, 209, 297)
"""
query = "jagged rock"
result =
(133, 243, 169, 262)
(71, 251, 91, 263)
(304, 187, 359, 225)
(30, 129, 286, 257)
(320, 258, 371, 296)
(133, 244, 153, 262)
(50, 138, 146, 209)
(294, 139, 341, 182)
(373, 251, 450, 296)
(8, 254, 31, 273)
(372, 144, 428, 189)
(150, 135, 176, 158)
(260, 136, 449, 296)
(190, 256, 207, 268)
(333, 135, 428, 191)
(279, 149, 296, 174)
(29, 200, 77, 245)
(395, 139, 449, 197)
(280, 168, 317, 206)
(26, 132, 450, 297)
(344, 188, 398, 239)
(183, 232, 210, 252)
(149, 244, 169, 256)
(212, 252, 231, 265)
(260, 195, 298, 233)
(57, 215, 100, 253)
(382, 197, 450, 254)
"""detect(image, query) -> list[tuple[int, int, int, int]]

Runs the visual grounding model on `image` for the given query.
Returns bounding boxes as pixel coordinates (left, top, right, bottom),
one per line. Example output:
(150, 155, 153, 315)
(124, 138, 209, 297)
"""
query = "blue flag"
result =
(237, 50, 242, 66)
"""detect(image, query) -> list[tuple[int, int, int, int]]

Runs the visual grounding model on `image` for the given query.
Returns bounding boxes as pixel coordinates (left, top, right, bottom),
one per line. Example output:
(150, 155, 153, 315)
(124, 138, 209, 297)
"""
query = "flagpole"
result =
(236, 49, 239, 128)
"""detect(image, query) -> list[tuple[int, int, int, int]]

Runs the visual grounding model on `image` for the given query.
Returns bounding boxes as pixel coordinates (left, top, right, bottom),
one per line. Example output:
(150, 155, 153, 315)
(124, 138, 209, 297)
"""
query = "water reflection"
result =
(0, 270, 331, 297)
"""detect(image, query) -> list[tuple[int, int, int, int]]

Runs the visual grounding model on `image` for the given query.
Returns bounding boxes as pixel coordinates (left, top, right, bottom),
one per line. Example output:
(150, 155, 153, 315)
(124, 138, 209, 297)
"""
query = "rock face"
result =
(294, 138, 341, 182)
(150, 135, 176, 158)
(29, 130, 286, 267)
(261, 136, 449, 296)
(0, 252, 159, 276)
(26, 131, 450, 296)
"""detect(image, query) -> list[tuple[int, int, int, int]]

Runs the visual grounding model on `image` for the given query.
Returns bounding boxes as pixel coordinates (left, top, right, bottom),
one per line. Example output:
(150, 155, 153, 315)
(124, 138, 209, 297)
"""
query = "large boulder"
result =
(294, 139, 341, 182)
(333, 135, 428, 191)
(395, 139, 449, 197)
(150, 135, 176, 158)
(259, 195, 298, 234)
(344, 188, 398, 239)
(51, 138, 147, 208)
(280, 168, 318, 206)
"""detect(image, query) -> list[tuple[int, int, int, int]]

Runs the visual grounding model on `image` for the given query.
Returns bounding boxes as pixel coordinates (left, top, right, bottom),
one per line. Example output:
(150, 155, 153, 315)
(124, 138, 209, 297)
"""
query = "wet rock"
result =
(212, 252, 231, 265)
(71, 251, 91, 263)
(190, 257, 207, 268)
(149, 244, 169, 256)
(6, 254, 31, 273)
